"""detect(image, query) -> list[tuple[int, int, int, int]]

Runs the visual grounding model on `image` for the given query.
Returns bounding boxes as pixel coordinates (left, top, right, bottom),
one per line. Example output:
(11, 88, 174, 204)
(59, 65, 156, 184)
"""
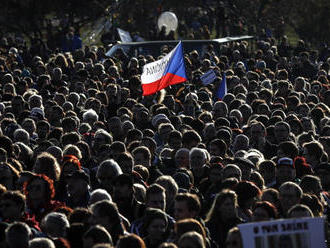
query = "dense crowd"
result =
(0, 24, 329, 248)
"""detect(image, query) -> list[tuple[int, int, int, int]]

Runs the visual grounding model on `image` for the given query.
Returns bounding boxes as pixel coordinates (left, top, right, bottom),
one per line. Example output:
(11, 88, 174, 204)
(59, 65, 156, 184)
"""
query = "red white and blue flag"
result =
(141, 41, 187, 96)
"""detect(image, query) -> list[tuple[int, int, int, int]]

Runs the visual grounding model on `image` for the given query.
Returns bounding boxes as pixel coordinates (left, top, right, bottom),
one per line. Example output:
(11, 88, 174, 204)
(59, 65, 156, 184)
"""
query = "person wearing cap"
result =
(66, 170, 91, 208)
(275, 157, 298, 189)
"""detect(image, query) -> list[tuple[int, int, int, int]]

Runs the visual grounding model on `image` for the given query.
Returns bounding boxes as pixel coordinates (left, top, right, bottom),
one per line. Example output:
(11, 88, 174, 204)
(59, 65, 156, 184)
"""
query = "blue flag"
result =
(216, 73, 227, 100)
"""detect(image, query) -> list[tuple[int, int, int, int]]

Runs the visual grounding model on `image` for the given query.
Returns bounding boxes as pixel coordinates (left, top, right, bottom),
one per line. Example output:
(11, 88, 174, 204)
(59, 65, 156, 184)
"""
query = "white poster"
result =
(238, 217, 326, 248)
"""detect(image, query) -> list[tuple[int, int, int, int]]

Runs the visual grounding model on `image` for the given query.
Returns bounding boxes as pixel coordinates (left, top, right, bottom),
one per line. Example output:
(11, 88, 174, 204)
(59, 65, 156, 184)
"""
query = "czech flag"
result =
(141, 41, 187, 96)
(216, 73, 227, 100)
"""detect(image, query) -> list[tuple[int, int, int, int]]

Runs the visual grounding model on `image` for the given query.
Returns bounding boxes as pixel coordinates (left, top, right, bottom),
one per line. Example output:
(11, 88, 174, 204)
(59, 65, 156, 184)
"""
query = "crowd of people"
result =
(0, 22, 329, 248)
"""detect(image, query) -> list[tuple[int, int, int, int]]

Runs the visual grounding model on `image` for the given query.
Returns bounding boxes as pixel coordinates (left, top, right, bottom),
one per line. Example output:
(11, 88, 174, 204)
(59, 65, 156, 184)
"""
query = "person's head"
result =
(82, 225, 113, 248)
(33, 152, 60, 182)
(274, 121, 290, 144)
(258, 160, 276, 185)
(175, 148, 190, 169)
(234, 157, 255, 180)
(277, 141, 299, 160)
(174, 193, 201, 221)
(208, 138, 227, 157)
(132, 146, 151, 167)
(225, 227, 243, 248)
(24, 174, 55, 204)
(314, 163, 330, 191)
(88, 189, 112, 206)
(178, 231, 205, 248)
(117, 233, 146, 248)
(222, 164, 242, 181)
(213, 101, 228, 119)
(6, 222, 31, 248)
(90, 200, 121, 232)
(182, 130, 201, 149)
(235, 181, 261, 210)
(276, 157, 296, 185)
(174, 218, 206, 244)
(36, 120, 50, 139)
(303, 141, 324, 167)
(13, 128, 29, 145)
(68, 208, 92, 226)
(206, 190, 238, 222)
(96, 159, 122, 194)
(155, 176, 179, 211)
(0, 191, 26, 221)
(158, 123, 175, 144)
(112, 174, 134, 206)
(232, 134, 249, 154)
(252, 201, 278, 222)
(189, 148, 208, 170)
(301, 193, 324, 217)
(66, 170, 91, 199)
(41, 212, 70, 238)
(261, 188, 280, 208)
(279, 182, 303, 215)
(116, 152, 134, 174)
(93, 129, 112, 152)
(146, 184, 166, 211)
(287, 204, 314, 218)
(249, 121, 266, 141)
(142, 208, 168, 241)
(299, 175, 323, 197)
(0, 162, 20, 190)
(29, 238, 55, 248)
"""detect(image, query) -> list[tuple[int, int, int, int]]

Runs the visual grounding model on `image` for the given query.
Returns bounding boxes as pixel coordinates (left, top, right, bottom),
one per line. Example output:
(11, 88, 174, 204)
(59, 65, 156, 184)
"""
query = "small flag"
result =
(117, 28, 132, 42)
(216, 73, 227, 100)
(200, 69, 217, 85)
(141, 41, 187, 96)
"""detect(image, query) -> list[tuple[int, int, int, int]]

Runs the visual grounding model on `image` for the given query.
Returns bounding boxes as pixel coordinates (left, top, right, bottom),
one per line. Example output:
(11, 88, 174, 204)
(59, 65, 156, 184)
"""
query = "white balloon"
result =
(157, 11, 178, 35)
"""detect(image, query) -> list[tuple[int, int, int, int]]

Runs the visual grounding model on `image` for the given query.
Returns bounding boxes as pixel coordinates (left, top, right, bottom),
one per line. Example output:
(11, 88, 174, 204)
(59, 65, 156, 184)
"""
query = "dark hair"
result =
(278, 141, 299, 159)
(83, 225, 113, 246)
(141, 208, 168, 235)
(68, 207, 92, 225)
(1, 190, 26, 213)
(253, 201, 278, 219)
(117, 233, 146, 248)
(174, 218, 206, 242)
(205, 190, 237, 222)
(175, 193, 201, 214)
(91, 200, 121, 224)
(146, 184, 165, 201)
(234, 181, 261, 209)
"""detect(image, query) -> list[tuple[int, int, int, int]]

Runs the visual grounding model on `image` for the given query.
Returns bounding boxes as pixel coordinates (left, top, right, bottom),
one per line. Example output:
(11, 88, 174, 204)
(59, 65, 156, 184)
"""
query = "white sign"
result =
(117, 28, 132, 43)
(200, 69, 217, 85)
(238, 217, 326, 248)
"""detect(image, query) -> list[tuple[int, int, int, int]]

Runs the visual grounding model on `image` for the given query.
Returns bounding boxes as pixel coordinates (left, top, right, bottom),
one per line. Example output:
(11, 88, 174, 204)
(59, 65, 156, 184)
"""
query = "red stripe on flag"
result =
(142, 73, 186, 96)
